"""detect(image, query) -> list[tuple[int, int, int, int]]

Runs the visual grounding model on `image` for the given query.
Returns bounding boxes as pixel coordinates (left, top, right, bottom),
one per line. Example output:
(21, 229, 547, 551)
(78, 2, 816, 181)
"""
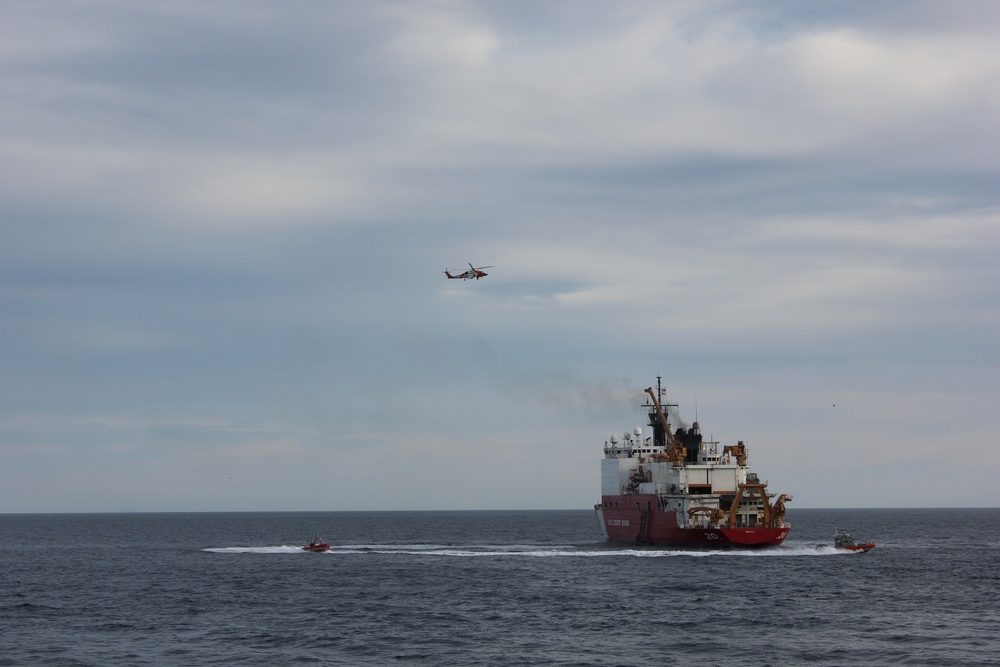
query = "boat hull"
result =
(596, 495, 789, 549)
(302, 544, 330, 552)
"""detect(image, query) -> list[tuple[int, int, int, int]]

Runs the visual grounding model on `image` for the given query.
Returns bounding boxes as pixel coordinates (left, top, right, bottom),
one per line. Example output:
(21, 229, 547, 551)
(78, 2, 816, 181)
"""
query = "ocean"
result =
(2, 508, 998, 666)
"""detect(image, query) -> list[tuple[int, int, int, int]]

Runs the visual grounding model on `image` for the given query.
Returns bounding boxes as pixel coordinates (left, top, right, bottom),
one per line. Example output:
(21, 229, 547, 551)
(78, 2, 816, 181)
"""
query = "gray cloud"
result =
(2, 0, 998, 511)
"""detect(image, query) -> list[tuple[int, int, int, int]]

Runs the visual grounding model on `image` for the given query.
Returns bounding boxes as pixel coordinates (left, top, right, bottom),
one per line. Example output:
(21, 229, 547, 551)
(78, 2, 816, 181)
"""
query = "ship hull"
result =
(596, 495, 789, 549)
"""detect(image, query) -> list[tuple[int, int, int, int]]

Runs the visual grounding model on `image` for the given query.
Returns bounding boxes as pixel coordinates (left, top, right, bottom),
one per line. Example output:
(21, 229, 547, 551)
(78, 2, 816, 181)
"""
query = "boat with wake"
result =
(830, 529, 875, 553)
(302, 536, 330, 553)
(594, 377, 793, 549)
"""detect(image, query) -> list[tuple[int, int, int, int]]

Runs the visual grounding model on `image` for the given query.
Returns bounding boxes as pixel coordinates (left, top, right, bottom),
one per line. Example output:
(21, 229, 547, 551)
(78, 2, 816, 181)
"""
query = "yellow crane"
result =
(644, 387, 686, 466)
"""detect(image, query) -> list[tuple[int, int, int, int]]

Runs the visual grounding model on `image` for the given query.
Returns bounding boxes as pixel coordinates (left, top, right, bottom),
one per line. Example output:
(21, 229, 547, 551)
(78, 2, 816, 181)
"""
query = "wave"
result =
(203, 543, 860, 558)
(203, 546, 307, 554)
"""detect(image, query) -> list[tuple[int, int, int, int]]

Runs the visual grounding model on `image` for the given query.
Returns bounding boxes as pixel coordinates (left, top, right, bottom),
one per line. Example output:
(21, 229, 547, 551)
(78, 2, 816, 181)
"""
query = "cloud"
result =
(382, 3, 501, 69)
(2, 1, 999, 511)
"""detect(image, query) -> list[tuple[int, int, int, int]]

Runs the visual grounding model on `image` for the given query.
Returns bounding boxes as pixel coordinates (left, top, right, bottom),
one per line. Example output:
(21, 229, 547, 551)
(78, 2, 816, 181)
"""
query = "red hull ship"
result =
(595, 378, 792, 549)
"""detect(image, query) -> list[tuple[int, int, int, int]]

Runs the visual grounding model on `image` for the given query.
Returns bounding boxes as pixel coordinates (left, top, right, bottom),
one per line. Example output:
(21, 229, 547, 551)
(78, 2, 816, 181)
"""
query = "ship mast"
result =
(644, 382, 686, 466)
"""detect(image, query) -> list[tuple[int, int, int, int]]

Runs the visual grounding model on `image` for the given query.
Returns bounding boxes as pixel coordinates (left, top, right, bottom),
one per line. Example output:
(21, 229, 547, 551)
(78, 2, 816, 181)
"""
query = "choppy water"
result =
(2, 508, 998, 666)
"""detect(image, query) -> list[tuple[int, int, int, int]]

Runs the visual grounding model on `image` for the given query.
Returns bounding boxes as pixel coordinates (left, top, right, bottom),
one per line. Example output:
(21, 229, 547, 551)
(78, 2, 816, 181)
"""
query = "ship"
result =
(594, 378, 792, 548)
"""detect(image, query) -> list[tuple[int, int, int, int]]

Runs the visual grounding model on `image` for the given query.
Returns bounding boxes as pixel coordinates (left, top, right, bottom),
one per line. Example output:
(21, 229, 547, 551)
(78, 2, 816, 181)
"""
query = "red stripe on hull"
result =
(597, 495, 788, 549)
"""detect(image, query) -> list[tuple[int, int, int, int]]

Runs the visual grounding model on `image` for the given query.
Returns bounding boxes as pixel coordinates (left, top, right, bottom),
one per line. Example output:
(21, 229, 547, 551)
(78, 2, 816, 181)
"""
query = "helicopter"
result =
(443, 263, 494, 280)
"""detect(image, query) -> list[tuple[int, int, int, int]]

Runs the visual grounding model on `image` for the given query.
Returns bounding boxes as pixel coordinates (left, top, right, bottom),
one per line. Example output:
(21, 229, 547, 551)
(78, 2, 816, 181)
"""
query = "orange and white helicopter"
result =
(444, 263, 494, 280)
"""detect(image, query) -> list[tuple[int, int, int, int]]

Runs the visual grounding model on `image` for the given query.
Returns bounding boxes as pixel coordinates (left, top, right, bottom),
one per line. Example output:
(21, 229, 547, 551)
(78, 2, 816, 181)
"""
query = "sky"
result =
(2, 1, 999, 513)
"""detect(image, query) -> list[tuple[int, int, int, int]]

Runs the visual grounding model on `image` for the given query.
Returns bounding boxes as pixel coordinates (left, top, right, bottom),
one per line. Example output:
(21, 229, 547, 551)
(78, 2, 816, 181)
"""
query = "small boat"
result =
(302, 536, 330, 553)
(832, 529, 875, 553)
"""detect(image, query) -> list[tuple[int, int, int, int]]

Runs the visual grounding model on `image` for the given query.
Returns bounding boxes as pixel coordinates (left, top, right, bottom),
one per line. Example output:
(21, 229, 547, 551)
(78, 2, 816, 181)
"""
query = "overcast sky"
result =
(3, 1, 998, 513)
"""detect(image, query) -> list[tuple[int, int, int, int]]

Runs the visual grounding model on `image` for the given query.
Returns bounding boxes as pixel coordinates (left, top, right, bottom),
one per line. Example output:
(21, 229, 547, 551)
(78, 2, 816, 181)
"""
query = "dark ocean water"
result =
(2, 508, 999, 666)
